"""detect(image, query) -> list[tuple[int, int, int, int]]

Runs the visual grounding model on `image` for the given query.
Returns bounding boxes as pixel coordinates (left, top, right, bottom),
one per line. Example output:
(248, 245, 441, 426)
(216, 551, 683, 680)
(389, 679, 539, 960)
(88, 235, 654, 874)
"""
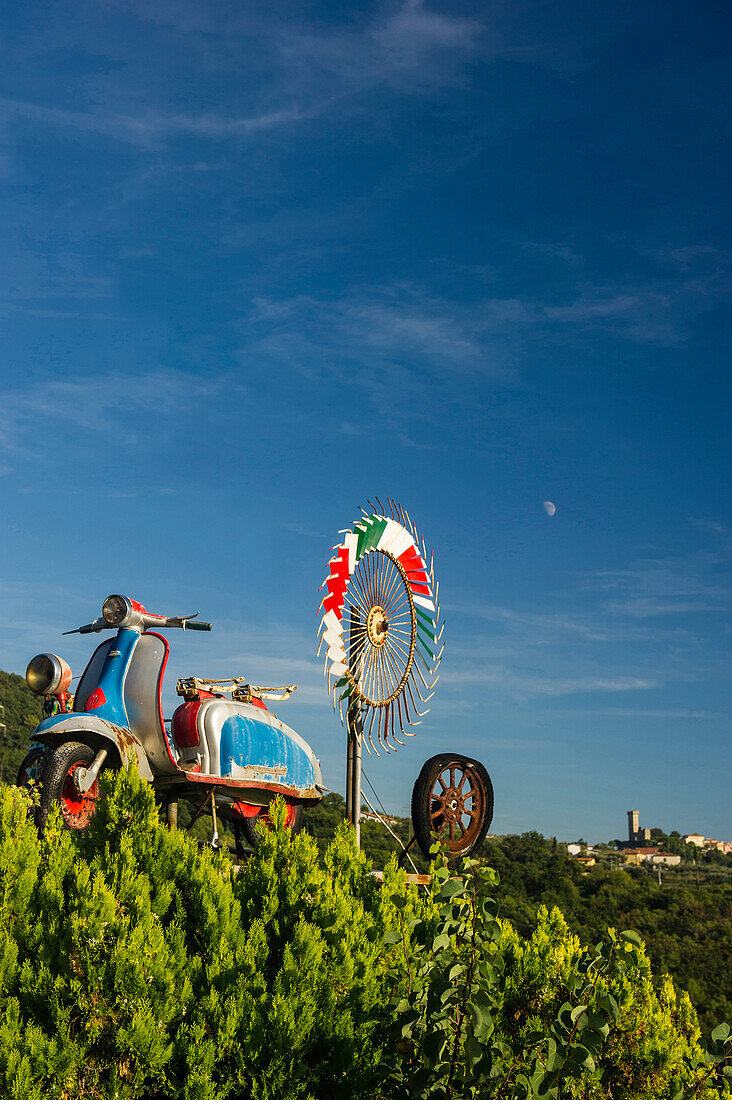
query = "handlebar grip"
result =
(186, 620, 212, 631)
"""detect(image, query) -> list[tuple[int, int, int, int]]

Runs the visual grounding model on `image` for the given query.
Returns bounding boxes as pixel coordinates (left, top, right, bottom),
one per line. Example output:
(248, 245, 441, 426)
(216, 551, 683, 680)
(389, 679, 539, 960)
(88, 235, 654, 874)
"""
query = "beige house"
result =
(683, 833, 705, 847)
(703, 839, 732, 853)
(618, 846, 659, 865)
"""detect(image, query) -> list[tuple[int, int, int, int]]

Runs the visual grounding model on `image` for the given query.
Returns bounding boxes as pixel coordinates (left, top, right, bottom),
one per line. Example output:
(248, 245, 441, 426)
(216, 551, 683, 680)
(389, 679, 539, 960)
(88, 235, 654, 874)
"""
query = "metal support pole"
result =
(166, 796, 178, 830)
(345, 601, 364, 847)
(347, 704, 363, 847)
(346, 722, 354, 826)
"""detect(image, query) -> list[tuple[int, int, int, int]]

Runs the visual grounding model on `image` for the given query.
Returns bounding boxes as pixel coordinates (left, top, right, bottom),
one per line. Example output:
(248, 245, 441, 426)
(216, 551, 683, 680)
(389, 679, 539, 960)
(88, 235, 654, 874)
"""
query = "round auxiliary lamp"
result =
(319, 500, 493, 858)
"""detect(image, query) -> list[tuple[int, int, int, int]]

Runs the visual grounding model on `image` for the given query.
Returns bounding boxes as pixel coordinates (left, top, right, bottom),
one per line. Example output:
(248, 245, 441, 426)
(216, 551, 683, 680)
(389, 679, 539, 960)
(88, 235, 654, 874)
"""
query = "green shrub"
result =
(0, 767, 727, 1099)
(381, 853, 732, 1099)
(0, 768, 426, 1100)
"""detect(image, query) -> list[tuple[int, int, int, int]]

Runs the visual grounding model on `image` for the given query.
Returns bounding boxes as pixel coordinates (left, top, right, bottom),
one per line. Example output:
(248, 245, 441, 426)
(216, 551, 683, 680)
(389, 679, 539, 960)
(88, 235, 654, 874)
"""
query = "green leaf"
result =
(620, 929, 642, 947)
(439, 878, 465, 899)
(465, 1032, 483, 1068)
(711, 1022, 731, 1043)
(597, 993, 619, 1023)
(384, 929, 402, 944)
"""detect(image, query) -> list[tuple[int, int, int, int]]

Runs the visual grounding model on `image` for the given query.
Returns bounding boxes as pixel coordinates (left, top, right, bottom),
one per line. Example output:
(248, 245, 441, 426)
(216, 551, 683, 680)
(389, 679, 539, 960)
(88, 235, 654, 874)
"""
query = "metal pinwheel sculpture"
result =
(318, 501, 444, 753)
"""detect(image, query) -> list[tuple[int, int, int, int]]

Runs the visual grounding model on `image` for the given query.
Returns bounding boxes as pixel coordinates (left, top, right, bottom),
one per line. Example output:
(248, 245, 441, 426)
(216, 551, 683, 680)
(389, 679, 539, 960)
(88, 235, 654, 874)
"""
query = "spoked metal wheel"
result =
(411, 753, 493, 860)
(343, 548, 416, 710)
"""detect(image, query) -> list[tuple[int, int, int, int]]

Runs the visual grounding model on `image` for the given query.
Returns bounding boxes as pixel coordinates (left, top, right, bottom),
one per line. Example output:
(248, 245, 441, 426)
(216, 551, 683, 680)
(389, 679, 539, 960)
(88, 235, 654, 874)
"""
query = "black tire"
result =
(37, 741, 103, 831)
(411, 753, 493, 861)
(239, 801, 304, 849)
(17, 746, 46, 788)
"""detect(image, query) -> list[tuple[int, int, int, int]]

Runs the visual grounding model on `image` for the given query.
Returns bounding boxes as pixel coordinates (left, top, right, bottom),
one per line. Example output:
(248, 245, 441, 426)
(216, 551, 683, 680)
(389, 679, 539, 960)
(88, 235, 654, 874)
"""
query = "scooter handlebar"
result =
(62, 618, 106, 635)
(63, 602, 213, 635)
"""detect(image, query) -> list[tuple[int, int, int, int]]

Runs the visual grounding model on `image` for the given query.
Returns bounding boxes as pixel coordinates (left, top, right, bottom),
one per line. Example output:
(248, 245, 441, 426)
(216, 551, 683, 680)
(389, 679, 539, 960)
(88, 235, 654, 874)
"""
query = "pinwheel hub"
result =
(366, 605, 388, 647)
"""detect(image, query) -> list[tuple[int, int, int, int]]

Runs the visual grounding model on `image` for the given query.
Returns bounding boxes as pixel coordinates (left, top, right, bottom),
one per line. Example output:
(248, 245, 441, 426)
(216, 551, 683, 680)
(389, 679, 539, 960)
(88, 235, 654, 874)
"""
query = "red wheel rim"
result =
(259, 801, 297, 831)
(60, 763, 99, 829)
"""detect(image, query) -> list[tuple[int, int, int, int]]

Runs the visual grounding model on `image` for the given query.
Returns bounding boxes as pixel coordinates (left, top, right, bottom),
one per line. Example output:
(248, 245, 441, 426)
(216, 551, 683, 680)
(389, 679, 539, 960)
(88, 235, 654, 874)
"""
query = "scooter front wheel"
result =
(37, 742, 103, 831)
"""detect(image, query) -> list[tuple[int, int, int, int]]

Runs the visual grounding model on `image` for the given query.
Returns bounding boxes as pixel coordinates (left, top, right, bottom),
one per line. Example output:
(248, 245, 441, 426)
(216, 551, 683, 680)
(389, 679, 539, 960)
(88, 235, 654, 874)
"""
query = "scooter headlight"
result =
(26, 653, 73, 696)
(102, 594, 132, 626)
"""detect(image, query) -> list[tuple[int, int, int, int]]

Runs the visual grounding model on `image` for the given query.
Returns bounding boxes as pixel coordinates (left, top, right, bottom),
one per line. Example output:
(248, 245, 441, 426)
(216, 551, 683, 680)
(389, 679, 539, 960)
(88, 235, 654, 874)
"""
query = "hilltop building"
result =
(625, 809, 651, 847)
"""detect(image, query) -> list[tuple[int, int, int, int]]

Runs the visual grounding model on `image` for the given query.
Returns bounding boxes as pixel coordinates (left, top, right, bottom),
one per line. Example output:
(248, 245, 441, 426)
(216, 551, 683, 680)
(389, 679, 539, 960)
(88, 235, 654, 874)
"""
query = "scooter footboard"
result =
(170, 771, 322, 804)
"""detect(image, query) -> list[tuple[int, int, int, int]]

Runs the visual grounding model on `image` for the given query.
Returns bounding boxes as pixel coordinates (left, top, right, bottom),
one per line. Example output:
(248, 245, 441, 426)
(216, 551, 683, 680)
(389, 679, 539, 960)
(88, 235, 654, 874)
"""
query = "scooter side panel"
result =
(194, 699, 321, 795)
(123, 632, 178, 775)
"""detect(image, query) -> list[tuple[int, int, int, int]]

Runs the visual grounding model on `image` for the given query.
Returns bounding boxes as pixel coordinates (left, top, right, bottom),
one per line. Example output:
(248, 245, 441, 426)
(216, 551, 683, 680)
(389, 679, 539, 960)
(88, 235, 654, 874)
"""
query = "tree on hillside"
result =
(0, 670, 41, 782)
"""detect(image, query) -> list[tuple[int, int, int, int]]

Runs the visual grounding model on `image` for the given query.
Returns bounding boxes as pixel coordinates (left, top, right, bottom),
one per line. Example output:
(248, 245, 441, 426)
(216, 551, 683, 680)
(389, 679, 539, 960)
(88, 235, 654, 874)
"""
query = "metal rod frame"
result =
(346, 603, 364, 846)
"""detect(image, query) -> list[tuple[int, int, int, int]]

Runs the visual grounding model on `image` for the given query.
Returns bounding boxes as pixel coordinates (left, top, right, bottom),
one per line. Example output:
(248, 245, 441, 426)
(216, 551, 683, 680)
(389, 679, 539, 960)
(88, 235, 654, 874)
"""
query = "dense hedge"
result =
(0, 769, 728, 1099)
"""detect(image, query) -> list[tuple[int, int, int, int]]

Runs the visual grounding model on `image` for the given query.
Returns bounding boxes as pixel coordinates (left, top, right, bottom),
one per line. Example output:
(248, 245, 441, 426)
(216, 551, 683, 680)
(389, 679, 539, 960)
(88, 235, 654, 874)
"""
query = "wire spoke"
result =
(345, 584, 371, 618)
(383, 633, 412, 663)
(352, 568, 374, 614)
(379, 556, 403, 609)
(381, 642, 406, 695)
(383, 631, 409, 672)
(376, 548, 387, 606)
(383, 587, 410, 617)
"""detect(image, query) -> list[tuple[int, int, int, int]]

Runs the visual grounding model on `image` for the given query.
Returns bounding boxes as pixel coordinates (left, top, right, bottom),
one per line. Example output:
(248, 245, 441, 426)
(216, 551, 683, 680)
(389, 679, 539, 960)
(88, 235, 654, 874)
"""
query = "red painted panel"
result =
(172, 701, 201, 747)
(84, 688, 107, 711)
(229, 801, 263, 819)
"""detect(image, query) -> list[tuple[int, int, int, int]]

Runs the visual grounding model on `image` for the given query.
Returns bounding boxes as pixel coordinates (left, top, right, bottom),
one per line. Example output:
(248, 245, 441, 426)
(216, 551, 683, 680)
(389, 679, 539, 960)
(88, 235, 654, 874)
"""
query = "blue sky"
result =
(0, 0, 729, 842)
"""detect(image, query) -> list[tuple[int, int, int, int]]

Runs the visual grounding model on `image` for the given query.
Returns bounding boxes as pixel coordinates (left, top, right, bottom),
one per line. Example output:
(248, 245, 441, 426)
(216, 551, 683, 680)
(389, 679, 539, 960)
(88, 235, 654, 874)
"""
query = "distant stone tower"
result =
(627, 810, 639, 843)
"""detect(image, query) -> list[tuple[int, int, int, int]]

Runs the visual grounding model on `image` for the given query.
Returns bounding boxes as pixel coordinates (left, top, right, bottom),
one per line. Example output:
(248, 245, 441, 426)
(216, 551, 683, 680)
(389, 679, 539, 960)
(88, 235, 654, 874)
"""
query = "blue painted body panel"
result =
(220, 715, 316, 789)
(82, 628, 138, 726)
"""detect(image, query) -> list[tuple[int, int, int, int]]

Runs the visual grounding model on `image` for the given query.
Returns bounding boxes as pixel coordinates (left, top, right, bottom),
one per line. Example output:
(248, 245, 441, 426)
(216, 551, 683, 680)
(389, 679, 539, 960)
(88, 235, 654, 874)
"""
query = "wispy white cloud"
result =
(239, 271, 725, 416)
(442, 665, 657, 697)
(0, 1, 484, 153)
(0, 96, 305, 148)
(0, 369, 224, 457)
(556, 706, 717, 720)
(601, 597, 725, 619)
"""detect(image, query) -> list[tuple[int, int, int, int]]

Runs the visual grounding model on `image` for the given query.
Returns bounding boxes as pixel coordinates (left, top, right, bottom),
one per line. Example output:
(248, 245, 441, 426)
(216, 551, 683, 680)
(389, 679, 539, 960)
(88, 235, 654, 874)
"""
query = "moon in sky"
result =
(543, 501, 556, 516)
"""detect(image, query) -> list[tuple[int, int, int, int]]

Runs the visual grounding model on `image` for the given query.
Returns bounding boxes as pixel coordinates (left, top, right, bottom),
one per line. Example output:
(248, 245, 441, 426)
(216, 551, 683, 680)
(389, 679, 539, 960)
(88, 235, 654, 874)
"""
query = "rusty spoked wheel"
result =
(411, 753, 493, 861)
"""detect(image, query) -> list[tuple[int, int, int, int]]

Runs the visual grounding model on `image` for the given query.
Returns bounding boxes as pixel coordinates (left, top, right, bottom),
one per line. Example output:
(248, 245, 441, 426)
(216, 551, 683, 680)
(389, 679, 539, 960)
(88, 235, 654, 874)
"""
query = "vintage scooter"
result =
(21, 594, 323, 844)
